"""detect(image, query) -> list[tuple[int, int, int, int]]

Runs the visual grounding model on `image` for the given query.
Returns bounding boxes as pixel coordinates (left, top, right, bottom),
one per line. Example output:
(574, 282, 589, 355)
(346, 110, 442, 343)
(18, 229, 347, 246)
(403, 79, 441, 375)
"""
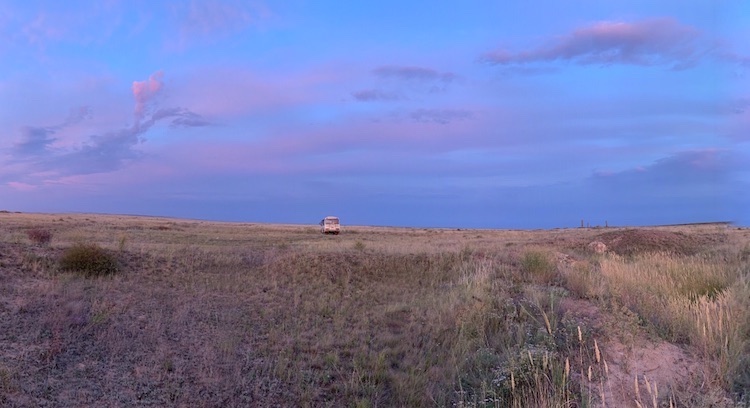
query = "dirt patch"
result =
(601, 340, 693, 407)
(559, 296, 733, 408)
(594, 229, 704, 256)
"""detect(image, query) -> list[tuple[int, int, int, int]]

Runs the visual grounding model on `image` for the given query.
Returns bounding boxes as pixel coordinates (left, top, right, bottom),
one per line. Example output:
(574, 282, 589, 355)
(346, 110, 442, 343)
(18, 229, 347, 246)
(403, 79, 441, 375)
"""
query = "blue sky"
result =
(1, 1, 748, 228)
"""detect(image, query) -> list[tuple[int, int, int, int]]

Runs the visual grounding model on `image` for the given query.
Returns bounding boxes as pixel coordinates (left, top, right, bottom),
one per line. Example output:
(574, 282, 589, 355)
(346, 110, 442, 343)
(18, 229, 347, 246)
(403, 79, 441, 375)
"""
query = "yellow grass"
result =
(593, 250, 750, 400)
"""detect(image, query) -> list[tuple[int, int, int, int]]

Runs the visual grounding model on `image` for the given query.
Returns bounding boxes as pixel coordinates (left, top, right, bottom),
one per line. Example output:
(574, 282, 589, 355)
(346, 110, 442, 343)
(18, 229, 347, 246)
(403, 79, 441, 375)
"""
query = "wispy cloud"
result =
(13, 106, 92, 156)
(373, 65, 457, 83)
(14, 126, 57, 156)
(409, 108, 473, 124)
(0, 3, 125, 52)
(22, 12, 64, 47)
(63, 105, 93, 125)
(583, 148, 743, 223)
(168, 109, 213, 127)
(7, 181, 37, 192)
(482, 18, 707, 69)
(6, 72, 209, 183)
(374, 65, 458, 93)
(593, 149, 732, 185)
(353, 64, 460, 103)
(170, 0, 271, 48)
(351, 89, 402, 102)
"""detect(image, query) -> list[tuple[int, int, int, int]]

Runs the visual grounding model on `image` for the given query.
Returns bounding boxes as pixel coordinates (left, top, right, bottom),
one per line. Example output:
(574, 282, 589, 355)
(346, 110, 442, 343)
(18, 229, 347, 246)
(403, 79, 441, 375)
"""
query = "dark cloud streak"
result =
(354, 64, 460, 103)
(351, 89, 402, 102)
(373, 65, 457, 83)
(409, 108, 473, 124)
(12, 105, 92, 156)
(482, 18, 707, 69)
(591, 149, 734, 195)
(39, 107, 210, 176)
(13, 126, 57, 156)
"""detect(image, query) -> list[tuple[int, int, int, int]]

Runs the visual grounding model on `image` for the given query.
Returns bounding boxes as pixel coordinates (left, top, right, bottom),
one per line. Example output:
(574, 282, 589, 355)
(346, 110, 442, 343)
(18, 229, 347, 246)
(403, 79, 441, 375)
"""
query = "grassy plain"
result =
(0, 212, 748, 407)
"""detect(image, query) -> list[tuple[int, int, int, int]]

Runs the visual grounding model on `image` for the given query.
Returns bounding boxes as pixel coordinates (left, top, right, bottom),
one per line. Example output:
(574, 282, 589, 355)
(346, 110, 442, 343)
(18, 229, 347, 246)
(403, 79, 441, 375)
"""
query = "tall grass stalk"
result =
(596, 252, 750, 393)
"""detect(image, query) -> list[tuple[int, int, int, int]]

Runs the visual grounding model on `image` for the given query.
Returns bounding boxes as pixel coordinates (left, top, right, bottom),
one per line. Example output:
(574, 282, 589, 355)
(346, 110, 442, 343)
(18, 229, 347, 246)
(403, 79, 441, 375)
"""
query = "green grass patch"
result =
(59, 243, 119, 277)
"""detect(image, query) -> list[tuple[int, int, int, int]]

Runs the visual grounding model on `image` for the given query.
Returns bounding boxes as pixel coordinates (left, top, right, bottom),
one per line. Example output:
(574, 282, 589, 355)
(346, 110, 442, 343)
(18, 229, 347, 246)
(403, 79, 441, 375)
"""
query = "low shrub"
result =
(59, 243, 119, 277)
(27, 228, 52, 245)
(353, 240, 366, 251)
(520, 250, 557, 284)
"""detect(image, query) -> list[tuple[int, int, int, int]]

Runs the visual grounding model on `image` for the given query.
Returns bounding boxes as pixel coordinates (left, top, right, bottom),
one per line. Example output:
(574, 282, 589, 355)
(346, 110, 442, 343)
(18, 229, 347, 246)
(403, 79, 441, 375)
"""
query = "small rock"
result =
(588, 241, 607, 254)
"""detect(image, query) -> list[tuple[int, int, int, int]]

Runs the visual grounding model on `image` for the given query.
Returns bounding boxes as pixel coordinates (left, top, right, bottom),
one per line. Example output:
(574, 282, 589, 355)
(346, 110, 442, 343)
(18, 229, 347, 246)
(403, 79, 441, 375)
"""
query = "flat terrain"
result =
(0, 212, 748, 407)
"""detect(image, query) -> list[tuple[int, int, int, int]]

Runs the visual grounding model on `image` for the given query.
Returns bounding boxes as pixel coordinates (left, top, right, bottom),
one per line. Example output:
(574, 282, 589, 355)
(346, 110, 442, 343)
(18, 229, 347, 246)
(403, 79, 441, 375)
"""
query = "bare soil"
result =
(560, 296, 737, 408)
(593, 228, 724, 256)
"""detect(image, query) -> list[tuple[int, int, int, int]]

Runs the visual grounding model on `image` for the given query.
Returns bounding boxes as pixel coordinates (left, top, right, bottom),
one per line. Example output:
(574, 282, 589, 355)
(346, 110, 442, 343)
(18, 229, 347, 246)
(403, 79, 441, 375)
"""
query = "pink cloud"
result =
(7, 181, 37, 191)
(482, 18, 704, 69)
(132, 71, 164, 119)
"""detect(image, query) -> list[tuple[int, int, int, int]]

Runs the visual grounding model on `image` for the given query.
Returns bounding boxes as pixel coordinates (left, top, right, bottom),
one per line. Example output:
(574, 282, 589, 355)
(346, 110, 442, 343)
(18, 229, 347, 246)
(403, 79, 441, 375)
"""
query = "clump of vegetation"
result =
(520, 250, 557, 284)
(591, 252, 750, 397)
(117, 235, 127, 252)
(27, 228, 52, 245)
(59, 243, 119, 277)
(22, 252, 56, 275)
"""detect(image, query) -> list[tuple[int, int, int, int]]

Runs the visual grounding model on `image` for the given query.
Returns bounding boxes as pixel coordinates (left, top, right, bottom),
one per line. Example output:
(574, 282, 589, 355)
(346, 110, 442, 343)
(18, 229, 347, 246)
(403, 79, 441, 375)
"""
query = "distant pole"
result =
(581, 219, 584, 228)
(605, 220, 608, 228)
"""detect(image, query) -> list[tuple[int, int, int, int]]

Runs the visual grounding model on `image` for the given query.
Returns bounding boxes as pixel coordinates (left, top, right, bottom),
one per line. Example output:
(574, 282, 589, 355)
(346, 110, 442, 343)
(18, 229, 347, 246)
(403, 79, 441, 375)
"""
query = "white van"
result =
(319, 216, 341, 234)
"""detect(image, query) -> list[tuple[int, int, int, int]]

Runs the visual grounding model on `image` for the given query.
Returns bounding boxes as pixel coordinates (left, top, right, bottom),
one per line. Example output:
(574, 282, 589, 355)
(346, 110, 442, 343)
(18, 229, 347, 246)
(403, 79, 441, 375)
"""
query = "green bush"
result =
(59, 243, 119, 277)
(520, 251, 557, 284)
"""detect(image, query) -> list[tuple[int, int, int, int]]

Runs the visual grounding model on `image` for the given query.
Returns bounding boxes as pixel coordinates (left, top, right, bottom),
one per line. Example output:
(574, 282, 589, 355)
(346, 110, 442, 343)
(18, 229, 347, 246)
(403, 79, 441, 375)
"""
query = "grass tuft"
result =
(353, 240, 366, 251)
(27, 228, 52, 245)
(59, 243, 119, 277)
(520, 250, 557, 284)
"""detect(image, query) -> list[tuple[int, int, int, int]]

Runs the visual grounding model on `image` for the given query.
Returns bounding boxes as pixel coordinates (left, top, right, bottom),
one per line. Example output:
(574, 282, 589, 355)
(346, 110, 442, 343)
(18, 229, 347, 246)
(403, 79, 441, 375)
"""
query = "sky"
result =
(1, 0, 748, 228)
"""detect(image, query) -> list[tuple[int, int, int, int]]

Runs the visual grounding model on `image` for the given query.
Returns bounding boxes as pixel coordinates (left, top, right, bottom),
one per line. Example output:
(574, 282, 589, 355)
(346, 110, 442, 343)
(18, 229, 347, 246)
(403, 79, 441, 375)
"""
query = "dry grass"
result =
(0, 212, 747, 407)
(561, 232, 750, 406)
(26, 228, 52, 246)
(591, 252, 750, 395)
